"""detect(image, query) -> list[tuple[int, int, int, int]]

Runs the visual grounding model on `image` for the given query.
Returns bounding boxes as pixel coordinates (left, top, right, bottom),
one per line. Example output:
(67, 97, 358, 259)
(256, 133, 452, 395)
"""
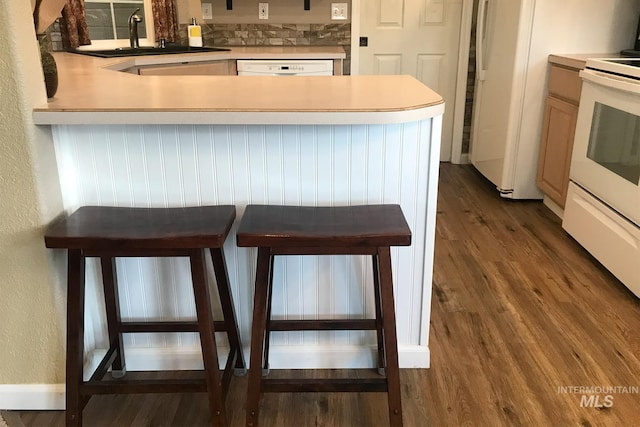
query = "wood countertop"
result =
(33, 49, 444, 126)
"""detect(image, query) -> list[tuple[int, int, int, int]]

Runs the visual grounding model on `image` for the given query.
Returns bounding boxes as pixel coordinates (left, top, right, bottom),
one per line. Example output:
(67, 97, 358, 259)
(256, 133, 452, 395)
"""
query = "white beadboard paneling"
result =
(420, 114, 442, 346)
(125, 127, 151, 206)
(52, 121, 437, 368)
(83, 259, 103, 352)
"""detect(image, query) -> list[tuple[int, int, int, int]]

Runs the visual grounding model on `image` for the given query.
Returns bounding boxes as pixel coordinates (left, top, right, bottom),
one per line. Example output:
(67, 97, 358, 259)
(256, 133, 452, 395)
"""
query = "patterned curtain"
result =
(60, 0, 91, 49)
(152, 0, 179, 43)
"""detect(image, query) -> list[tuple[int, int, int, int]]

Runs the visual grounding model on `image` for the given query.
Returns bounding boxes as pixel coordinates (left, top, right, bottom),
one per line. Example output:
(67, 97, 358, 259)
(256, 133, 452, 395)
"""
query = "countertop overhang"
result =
(33, 49, 444, 126)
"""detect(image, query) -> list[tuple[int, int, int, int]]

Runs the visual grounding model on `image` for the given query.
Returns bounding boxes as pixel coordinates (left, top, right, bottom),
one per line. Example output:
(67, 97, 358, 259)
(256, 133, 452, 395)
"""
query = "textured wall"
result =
(0, 1, 66, 384)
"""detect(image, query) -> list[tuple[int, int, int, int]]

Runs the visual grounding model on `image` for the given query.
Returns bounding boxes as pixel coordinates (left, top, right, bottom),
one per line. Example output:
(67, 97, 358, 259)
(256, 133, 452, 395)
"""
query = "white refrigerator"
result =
(470, 0, 639, 199)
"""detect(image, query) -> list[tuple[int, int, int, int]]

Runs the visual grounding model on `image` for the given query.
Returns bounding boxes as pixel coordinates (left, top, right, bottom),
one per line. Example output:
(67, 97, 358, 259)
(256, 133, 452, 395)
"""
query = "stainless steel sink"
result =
(72, 46, 230, 58)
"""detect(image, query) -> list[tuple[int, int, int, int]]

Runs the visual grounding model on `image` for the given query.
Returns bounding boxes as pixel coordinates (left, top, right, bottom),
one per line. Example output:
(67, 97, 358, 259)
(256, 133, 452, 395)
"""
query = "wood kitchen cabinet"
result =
(137, 60, 236, 76)
(537, 63, 583, 208)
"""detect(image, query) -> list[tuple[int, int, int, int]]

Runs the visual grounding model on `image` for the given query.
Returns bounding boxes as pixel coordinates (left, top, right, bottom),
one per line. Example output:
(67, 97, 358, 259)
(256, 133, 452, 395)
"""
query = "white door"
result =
(357, 0, 464, 161)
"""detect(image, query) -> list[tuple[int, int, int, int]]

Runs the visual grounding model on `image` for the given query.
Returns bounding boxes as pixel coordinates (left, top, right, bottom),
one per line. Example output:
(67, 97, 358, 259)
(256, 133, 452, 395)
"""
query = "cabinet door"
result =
(138, 60, 231, 76)
(536, 96, 578, 207)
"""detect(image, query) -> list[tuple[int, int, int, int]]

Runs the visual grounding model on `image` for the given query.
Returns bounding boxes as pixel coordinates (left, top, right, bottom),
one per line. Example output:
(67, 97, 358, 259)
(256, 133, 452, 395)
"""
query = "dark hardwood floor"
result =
(4, 163, 639, 426)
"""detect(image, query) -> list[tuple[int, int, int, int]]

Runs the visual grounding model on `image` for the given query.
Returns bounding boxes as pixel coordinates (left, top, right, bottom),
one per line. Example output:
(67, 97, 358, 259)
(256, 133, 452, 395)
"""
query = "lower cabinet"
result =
(536, 96, 578, 206)
(536, 63, 582, 208)
(137, 60, 236, 76)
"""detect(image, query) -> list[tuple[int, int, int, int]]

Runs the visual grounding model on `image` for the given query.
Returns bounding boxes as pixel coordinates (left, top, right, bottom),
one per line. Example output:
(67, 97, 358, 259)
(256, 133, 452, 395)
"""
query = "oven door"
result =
(570, 68, 640, 226)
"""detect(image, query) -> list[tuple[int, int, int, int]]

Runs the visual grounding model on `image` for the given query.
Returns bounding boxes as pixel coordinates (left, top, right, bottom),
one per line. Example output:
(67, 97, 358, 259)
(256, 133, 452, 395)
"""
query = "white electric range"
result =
(563, 57, 640, 297)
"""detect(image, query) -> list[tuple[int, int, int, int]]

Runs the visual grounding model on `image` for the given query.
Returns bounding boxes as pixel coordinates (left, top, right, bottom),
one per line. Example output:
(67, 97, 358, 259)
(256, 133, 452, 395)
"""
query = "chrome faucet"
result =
(128, 8, 143, 48)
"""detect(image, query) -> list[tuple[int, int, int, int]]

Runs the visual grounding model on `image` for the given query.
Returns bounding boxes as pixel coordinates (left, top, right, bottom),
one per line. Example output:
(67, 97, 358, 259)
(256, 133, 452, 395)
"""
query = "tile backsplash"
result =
(179, 23, 351, 75)
(42, 20, 64, 52)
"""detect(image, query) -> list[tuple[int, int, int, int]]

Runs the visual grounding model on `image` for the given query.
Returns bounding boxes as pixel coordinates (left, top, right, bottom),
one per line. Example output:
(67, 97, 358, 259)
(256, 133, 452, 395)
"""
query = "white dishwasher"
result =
(236, 59, 334, 76)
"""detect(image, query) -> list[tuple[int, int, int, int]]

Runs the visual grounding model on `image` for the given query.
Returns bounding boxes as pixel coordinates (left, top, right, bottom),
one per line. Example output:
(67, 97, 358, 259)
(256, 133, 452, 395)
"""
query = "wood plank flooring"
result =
(3, 164, 640, 426)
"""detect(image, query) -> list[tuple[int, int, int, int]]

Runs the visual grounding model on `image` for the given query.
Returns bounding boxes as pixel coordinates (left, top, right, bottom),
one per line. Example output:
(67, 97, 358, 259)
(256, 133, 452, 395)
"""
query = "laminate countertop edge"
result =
(33, 52, 444, 126)
(33, 105, 445, 126)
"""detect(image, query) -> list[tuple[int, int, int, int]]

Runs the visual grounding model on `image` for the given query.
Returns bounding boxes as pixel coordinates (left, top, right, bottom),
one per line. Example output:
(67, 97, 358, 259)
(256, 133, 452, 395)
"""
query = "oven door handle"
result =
(580, 69, 640, 95)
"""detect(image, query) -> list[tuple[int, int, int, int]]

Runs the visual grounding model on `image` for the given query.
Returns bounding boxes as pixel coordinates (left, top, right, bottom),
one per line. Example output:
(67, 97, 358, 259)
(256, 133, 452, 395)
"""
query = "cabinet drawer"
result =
(548, 65, 582, 103)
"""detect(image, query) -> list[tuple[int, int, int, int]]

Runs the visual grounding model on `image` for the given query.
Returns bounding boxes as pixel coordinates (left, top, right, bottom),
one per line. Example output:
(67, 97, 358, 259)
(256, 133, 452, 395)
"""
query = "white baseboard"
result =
(0, 344, 429, 410)
(0, 384, 65, 410)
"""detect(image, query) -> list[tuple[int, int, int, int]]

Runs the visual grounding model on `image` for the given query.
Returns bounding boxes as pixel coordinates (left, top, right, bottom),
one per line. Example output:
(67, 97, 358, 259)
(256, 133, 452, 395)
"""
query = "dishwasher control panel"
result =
(237, 60, 334, 76)
(271, 64, 305, 72)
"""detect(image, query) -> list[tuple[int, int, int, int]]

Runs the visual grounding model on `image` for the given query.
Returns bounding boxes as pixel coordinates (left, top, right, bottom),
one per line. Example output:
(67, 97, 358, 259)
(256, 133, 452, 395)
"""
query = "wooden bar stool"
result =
(236, 204, 411, 427)
(44, 205, 246, 427)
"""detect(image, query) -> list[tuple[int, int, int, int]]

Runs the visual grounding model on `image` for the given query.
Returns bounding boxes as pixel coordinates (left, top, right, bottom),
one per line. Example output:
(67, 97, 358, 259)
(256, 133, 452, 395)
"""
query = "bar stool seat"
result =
(237, 204, 411, 427)
(45, 205, 246, 427)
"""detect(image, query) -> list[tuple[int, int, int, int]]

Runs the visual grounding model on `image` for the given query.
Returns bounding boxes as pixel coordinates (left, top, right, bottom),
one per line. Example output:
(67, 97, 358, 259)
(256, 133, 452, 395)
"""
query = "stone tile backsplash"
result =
(43, 20, 64, 52)
(179, 23, 351, 75)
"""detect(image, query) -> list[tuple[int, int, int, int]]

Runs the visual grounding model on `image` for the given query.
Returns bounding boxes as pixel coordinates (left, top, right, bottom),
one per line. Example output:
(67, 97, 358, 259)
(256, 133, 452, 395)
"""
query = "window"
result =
(588, 103, 640, 185)
(84, 0, 154, 47)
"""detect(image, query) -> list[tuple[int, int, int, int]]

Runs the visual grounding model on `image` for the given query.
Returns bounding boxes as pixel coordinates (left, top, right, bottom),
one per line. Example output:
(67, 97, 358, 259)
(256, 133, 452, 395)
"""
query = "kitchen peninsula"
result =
(33, 51, 444, 372)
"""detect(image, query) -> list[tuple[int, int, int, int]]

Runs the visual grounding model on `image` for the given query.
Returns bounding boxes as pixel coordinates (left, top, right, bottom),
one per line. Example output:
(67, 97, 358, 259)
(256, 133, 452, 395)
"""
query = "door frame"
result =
(350, 0, 474, 164)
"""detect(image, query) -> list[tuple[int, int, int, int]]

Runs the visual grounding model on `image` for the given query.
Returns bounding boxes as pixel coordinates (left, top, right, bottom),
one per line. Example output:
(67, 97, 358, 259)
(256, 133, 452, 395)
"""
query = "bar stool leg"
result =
(377, 247, 404, 427)
(100, 257, 126, 378)
(190, 249, 226, 427)
(210, 248, 246, 372)
(65, 249, 86, 427)
(262, 256, 275, 376)
(246, 247, 271, 427)
(372, 255, 386, 376)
